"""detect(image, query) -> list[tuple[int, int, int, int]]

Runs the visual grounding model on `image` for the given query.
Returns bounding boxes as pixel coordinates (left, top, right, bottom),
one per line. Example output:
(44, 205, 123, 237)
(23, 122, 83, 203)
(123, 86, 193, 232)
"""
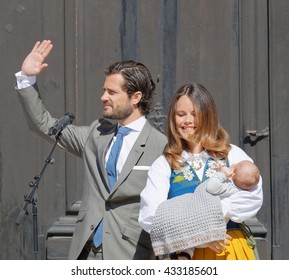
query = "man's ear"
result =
(131, 91, 142, 105)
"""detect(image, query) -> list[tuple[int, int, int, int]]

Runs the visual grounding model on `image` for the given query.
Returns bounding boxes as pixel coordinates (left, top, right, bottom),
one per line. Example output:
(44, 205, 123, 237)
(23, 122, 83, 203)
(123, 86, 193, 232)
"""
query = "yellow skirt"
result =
(192, 228, 257, 260)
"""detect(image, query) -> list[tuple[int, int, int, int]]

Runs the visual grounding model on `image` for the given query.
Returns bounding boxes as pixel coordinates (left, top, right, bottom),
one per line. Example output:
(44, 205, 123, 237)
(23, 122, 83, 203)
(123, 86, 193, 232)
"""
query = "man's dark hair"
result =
(105, 60, 156, 115)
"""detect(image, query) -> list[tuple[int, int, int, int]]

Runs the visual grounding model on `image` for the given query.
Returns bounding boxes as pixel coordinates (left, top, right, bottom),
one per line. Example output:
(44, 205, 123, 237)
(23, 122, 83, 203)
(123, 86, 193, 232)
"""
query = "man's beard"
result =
(102, 103, 133, 120)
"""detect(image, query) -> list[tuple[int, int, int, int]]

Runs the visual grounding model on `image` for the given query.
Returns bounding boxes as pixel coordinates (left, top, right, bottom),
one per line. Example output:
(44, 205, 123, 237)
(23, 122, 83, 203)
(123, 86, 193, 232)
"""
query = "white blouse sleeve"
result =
(138, 155, 171, 233)
(221, 144, 263, 222)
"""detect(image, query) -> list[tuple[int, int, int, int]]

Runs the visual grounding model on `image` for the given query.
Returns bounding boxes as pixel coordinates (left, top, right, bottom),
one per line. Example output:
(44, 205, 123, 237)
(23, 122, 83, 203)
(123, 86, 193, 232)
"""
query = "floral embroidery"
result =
(173, 157, 227, 183)
(207, 160, 218, 169)
(205, 167, 217, 178)
(173, 164, 195, 182)
(205, 158, 227, 178)
(183, 166, 194, 181)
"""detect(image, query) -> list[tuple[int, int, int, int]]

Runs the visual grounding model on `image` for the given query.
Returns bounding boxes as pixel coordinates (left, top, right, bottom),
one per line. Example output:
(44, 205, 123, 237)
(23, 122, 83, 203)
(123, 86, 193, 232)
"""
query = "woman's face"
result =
(175, 95, 197, 142)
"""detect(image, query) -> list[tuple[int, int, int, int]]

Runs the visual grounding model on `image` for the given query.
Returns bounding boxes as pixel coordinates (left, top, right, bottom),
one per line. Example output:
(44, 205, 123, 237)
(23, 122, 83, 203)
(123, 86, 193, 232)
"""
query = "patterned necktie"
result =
(106, 126, 132, 189)
(93, 126, 131, 249)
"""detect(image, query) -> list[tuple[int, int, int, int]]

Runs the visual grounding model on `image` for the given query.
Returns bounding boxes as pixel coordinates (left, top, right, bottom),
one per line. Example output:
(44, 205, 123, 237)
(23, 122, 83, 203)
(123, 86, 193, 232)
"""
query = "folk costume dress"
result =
(139, 145, 263, 260)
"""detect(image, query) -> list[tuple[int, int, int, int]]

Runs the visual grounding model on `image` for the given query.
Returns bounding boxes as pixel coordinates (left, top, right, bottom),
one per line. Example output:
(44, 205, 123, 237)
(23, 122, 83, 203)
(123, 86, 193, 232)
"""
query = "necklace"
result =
(190, 155, 203, 171)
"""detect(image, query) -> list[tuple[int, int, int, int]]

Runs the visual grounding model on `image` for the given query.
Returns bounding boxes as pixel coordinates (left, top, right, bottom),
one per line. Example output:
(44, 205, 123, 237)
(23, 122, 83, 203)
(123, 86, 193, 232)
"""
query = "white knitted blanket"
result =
(150, 183, 226, 256)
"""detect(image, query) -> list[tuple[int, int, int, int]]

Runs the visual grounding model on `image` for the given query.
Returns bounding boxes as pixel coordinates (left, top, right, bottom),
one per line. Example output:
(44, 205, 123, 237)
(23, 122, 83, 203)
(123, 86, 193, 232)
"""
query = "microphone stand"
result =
(16, 131, 62, 260)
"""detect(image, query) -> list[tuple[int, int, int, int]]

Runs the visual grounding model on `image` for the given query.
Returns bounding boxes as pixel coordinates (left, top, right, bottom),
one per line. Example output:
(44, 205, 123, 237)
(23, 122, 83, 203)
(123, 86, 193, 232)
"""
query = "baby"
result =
(206, 160, 260, 197)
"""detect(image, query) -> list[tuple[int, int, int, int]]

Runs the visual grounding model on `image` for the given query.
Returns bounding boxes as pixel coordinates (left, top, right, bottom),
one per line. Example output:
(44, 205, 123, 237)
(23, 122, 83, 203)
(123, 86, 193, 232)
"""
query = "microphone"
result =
(48, 112, 75, 136)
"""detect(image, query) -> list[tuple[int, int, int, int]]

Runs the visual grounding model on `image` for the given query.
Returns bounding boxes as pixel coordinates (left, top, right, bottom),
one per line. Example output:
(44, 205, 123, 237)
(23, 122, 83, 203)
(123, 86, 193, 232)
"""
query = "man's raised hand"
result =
(21, 40, 53, 76)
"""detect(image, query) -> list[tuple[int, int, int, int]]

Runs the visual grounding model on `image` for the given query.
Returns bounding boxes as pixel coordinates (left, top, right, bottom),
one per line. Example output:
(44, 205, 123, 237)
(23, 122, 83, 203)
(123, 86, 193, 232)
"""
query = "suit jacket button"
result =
(90, 225, 94, 230)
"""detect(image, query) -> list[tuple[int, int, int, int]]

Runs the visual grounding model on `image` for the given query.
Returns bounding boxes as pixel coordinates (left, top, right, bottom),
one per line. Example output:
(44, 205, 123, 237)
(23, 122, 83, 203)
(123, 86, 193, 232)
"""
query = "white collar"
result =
(181, 150, 209, 162)
(118, 116, 146, 132)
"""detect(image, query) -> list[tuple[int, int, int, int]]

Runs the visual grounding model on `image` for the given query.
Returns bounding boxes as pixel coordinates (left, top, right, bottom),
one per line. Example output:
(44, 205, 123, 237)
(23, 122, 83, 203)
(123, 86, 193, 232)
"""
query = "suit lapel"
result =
(96, 124, 117, 192)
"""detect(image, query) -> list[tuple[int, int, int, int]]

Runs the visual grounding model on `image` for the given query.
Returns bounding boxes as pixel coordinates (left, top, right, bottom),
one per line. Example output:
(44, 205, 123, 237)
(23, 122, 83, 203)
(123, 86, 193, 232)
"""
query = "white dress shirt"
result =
(106, 117, 146, 180)
(15, 71, 36, 89)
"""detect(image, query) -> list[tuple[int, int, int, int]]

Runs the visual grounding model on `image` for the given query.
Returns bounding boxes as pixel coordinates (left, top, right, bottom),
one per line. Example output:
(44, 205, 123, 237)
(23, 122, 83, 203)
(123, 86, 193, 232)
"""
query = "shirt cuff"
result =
(15, 71, 36, 89)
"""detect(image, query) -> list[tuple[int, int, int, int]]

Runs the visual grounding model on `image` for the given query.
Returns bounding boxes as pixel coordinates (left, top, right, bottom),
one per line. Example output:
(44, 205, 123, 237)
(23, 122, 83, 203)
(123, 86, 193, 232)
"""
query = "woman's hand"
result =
(203, 233, 232, 253)
(21, 40, 53, 76)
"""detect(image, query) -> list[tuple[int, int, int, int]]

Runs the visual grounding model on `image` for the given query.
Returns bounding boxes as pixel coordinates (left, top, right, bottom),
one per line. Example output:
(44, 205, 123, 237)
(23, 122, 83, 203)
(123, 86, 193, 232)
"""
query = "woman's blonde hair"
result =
(164, 83, 231, 170)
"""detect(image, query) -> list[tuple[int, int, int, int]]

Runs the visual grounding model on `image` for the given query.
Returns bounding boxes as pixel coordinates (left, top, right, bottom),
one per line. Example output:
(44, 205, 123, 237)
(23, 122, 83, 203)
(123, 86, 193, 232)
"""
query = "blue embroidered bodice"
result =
(168, 157, 228, 199)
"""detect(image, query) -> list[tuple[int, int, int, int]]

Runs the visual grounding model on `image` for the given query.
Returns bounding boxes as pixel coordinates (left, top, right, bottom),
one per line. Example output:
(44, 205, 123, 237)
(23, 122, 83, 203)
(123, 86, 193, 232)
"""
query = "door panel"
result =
(238, 0, 271, 259)
(269, 0, 289, 260)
